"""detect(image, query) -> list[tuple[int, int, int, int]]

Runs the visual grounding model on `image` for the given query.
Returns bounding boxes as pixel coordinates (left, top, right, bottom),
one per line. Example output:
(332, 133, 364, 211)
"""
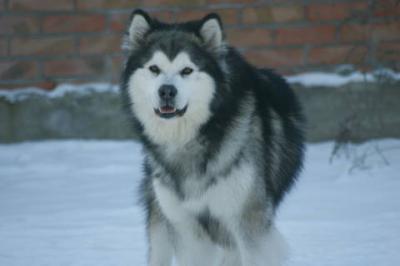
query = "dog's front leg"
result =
(219, 248, 242, 266)
(173, 224, 219, 266)
(148, 211, 173, 266)
(233, 221, 288, 266)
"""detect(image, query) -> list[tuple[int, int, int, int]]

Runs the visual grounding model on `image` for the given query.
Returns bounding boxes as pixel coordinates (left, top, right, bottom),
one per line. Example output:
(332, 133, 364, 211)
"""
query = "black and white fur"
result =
(120, 9, 305, 266)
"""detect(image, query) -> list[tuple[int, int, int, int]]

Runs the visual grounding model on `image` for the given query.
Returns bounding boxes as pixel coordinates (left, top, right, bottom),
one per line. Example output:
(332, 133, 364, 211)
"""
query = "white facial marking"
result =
(128, 51, 215, 146)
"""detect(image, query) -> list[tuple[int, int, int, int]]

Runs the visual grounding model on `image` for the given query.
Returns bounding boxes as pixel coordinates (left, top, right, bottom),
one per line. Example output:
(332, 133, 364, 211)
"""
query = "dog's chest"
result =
(152, 161, 255, 223)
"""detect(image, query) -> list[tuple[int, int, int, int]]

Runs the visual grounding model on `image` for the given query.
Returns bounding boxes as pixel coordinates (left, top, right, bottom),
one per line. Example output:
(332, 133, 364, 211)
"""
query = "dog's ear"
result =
(124, 9, 152, 51)
(199, 13, 224, 51)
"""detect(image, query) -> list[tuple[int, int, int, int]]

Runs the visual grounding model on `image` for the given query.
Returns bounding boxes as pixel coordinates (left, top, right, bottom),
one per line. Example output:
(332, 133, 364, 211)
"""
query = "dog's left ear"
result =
(199, 14, 224, 51)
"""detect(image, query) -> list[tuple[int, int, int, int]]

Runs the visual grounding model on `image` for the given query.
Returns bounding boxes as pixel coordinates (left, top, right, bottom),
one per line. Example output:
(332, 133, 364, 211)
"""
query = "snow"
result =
(286, 71, 375, 87)
(0, 83, 119, 103)
(0, 139, 399, 265)
(1, 69, 399, 102)
(286, 68, 400, 87)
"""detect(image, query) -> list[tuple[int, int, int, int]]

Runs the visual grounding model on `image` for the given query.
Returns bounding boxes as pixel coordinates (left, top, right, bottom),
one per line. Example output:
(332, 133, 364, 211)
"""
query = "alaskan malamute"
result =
(120, 9, 304, 266)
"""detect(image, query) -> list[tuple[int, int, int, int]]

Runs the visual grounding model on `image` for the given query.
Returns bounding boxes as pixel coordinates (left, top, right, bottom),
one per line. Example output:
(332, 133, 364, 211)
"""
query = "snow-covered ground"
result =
(0, 140, 399, 266)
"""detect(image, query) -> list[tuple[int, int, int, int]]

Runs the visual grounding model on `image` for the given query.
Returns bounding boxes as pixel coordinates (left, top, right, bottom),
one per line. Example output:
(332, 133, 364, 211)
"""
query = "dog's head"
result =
(121, 10, 227, 145)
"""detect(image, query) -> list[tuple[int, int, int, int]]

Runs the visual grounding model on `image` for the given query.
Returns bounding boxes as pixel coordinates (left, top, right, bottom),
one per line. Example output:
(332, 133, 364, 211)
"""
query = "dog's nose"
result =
(158, 85, 177, 100)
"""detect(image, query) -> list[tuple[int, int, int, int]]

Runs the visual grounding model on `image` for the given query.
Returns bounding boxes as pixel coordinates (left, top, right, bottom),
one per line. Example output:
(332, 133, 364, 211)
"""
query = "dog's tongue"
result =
(159, 106, 176, 114)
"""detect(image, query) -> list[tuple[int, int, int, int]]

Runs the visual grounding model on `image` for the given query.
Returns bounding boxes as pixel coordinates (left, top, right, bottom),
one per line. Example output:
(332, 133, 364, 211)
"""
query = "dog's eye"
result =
(180, 67, 193, 76)
(149, 65, 160, 75)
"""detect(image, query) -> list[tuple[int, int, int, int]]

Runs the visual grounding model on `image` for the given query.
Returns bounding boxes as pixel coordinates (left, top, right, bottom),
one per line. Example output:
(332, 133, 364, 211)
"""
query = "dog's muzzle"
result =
(155, 84, 188, 119)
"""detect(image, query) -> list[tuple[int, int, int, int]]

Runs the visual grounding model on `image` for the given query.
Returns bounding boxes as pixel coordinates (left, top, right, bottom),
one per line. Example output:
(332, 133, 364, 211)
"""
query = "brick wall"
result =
(0, 0, 399, 90)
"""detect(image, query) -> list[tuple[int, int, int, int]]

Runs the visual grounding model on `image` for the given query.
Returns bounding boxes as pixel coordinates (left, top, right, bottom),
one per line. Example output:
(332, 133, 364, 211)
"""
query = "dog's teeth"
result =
(159, 107, 176, 114)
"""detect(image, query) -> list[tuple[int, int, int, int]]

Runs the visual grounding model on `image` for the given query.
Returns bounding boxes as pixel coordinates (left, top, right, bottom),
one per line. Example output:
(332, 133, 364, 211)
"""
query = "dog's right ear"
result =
(123, 9, 152, 51)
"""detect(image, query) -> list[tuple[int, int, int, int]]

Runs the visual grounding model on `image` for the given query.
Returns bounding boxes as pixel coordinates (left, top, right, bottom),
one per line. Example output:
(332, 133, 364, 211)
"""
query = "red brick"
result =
(110, 11, 173, 32)
(43, 58, 106, 77)
(340, 22, 400, 42)
(339, 24, 370, 42)
(0, 81, 57, 90)
(10, 37, 75, 56)
(175, 10, 209, 23)
(244, 48, 304, 68)
(77, 0, 141, 9)
(227, 28, 272, 47)
(0, 61, 38, 80)
(79, 34, 122, 55)
(0, 16, 40, 35)
(36, 80, 58, 91)
(43, 15, 106, 33)
(276, 25, 336, 45)
(371, 22, 400, 42)
(374, 0, 400, 17)
(0, 84, 20, 90)
(271, 6, 305, 23)
(377, 41, 400, 61)
(110, 55, 124, 82)
(0, 39, 6, 56)
(308, 45, 368, 65)
(9, 0, 73, 11)
(208, 0, 256, 4)
(0, 83, 28, 90)
(111, 55, 124, 68)
(243, 6, 304, 24)
(176, 9, 238, 25)
(307, 2, 368, 21)
(110, 9, 237, 31)
(147, 11, 174, 22)
(143, 0, 206, 7)
(110, 13, 131, 32)
(242, 7, 269, 24)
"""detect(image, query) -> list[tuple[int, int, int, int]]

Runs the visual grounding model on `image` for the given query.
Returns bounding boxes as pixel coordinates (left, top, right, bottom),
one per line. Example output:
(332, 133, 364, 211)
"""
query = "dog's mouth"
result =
(154, 104, 188, 119)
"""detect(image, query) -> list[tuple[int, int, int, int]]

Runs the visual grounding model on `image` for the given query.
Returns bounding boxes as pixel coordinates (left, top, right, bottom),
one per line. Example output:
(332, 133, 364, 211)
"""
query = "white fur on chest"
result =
(152, 162, 255, 224)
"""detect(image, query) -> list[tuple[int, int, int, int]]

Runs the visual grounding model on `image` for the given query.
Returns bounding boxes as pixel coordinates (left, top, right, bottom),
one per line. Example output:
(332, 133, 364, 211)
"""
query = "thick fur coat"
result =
(120, 9, 305, 266)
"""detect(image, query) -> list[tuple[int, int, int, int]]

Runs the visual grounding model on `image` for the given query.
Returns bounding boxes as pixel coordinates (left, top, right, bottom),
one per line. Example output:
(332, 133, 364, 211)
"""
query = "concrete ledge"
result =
(0, 81, 399, 143)
(294, 81, 400, 142)
(0, 91, 136, 142)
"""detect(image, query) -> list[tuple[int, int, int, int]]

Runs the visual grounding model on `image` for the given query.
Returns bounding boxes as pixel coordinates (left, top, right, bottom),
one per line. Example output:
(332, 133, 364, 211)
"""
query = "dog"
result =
(120, 9, 305, 266)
